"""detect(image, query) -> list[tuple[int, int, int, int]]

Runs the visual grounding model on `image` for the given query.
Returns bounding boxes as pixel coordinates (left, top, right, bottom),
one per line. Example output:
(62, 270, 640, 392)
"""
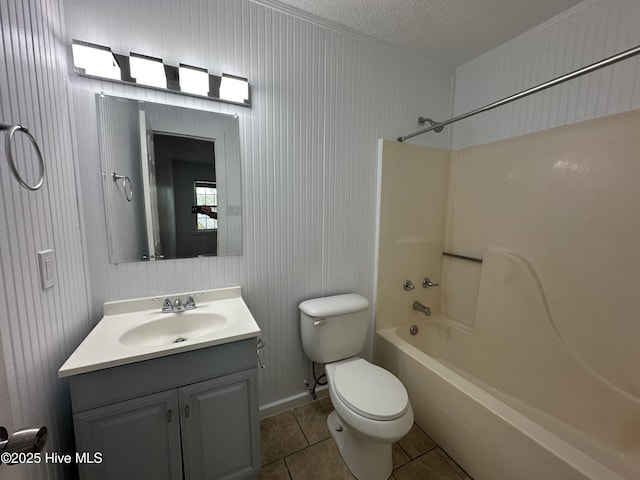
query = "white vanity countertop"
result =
(59, 286, 260, 378)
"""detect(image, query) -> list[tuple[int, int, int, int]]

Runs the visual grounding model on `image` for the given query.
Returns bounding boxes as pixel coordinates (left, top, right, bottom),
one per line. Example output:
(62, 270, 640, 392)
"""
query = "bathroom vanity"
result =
(59, 287, 261, 480)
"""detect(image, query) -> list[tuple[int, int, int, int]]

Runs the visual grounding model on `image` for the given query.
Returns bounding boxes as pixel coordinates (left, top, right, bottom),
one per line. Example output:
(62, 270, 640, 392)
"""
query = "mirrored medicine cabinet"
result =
(96, 94, 242, 264)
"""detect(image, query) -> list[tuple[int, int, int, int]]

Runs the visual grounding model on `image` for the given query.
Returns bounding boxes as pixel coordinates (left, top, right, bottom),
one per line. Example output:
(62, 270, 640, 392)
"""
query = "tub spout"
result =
(413, 301, 431, 316)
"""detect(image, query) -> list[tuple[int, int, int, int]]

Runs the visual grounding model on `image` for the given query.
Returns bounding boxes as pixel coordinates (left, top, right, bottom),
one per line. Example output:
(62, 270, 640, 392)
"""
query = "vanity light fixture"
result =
(179, 63, 209, 96)
(219, 74, 249, 103)
(71, 40, 121, 80)
(71, 39, 250, 106)
(129, 53, 167, 89)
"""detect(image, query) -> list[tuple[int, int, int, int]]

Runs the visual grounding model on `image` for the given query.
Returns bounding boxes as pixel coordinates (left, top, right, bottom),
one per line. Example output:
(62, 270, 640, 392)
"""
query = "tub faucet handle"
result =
(403, 280, 415, 291)
(422, 277, 439, 288)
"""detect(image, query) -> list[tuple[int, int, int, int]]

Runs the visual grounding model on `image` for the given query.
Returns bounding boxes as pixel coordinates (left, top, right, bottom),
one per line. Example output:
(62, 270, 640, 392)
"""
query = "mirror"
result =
(96, 94, 242, 263)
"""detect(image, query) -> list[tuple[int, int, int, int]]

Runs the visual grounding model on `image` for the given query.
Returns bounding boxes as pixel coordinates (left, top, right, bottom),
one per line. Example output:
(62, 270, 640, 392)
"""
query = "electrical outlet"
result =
(37, 249, 55, 290)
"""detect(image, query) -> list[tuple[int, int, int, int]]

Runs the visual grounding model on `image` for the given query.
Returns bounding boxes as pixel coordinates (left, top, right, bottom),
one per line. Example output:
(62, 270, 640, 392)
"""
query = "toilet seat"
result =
(333, 359, 409, 421)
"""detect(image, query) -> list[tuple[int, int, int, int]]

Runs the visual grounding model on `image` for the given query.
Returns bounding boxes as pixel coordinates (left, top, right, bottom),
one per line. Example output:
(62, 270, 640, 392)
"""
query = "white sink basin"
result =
(119, 312, 228, 347)
(58, 286, 261, 377)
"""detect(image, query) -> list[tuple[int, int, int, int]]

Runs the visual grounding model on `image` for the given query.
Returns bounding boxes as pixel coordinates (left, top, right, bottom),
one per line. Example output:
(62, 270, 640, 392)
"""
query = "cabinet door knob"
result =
(167, 410, 172, 423)
(185, 406, 190, 418)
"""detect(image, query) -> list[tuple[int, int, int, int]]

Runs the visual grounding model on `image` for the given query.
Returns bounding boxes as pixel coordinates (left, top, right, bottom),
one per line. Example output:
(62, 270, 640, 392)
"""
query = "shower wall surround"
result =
(375, 0, 640, 422)
(64, 0, 454, 409)
(446, 0, 640, 404)
(444, 109, 640, 401)
(375, 140, 449, 331)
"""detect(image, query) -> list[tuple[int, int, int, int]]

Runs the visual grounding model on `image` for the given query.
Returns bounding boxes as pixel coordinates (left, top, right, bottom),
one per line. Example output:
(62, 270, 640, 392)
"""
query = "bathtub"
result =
(376, 323, 635, 480)
(374, 251, 639, 480)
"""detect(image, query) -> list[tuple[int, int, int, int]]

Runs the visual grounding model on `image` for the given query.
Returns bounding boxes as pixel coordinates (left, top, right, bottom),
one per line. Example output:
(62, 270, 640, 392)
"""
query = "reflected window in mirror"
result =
(195, 180, 217, 231)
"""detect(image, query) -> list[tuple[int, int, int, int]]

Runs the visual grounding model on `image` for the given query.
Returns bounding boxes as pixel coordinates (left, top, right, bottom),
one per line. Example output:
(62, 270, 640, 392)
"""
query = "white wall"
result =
(0, 1, 92, 479)
(452, 0, 640, 149)
(63, 0, 453, 408)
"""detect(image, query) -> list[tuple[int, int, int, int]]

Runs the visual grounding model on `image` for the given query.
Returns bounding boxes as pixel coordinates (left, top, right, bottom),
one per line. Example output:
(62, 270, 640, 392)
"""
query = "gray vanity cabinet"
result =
(180, 370, 257, 479)
(69, 338, 259, 480)
(74, 390, 183, 480)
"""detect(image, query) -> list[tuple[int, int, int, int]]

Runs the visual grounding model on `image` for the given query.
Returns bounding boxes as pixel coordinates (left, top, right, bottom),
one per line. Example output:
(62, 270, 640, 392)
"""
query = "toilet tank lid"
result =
(299, 293, 369, 317)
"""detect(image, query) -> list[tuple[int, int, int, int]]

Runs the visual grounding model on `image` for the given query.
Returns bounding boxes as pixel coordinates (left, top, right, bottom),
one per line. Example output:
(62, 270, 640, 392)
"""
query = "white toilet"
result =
(299, 293, 413, 480)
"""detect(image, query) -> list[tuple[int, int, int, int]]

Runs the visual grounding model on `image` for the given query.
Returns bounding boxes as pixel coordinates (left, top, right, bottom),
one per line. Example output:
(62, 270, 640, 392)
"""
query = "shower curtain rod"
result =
(397, 44, 640, 142)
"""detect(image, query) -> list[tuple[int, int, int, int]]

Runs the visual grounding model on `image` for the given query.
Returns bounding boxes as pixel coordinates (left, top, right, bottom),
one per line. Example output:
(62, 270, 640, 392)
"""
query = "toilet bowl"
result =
(299, 294, 413, 480)
(324, 358, 414, 480)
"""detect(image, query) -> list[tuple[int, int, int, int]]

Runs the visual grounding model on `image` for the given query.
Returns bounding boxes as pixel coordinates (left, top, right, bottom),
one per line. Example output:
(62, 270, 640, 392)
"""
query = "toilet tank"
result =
(299, 293, 370, 364)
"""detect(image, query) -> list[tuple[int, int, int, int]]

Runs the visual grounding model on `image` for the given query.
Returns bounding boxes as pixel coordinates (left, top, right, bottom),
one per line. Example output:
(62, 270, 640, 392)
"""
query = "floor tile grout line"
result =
(260, 458, 280, 468)
(395, 446, 468, 479)
(434, 446, 472, 479)
(282, 455, 294, 480)
(395, 444, 440, 470)
(291, 401, 335, 446)
(291, 406, 313, 447)
(395, 441, 413, 461)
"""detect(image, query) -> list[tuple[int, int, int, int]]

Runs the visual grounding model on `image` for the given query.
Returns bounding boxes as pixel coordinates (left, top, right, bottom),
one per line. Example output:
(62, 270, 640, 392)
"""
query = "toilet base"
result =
(327, 411, 393, 480)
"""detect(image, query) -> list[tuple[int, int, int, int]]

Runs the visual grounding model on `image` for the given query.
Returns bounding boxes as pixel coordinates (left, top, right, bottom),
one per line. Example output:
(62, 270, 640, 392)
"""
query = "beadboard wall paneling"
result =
(0, 0, 92, 479)
(64, 0, 453, 406)
(96, 96, 147, 263)
(451, 0, 640, 149)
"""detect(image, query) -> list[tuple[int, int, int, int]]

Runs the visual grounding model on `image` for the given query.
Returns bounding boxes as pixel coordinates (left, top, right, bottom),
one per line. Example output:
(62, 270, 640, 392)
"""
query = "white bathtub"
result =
(376, 320, 638, 480)
(374, 250, 640, 480)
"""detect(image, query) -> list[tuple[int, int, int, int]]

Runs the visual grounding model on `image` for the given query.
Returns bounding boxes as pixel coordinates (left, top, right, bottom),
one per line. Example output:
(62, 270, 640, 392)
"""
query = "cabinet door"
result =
(179, 369, 259, 480)
(74, 390, 183, 480)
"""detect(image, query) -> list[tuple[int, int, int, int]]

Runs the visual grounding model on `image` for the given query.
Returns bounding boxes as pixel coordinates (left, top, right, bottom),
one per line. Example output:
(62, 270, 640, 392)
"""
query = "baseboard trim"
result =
(259, 386, 329, 419)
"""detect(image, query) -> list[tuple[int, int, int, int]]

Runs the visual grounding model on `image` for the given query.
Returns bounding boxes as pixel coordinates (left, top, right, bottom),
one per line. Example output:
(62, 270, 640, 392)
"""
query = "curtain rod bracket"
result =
(397, 117, 444, 141)
(418, 117, 444, 133)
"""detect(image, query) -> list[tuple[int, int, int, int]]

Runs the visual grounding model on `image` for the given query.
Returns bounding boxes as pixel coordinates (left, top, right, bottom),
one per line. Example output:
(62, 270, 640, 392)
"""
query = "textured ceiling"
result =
(272, 0, 584, 67)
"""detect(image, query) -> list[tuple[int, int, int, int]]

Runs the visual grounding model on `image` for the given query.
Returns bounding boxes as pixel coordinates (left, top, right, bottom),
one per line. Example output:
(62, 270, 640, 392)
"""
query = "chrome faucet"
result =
(413, 301, 431, 316)
(156, 297, 185, 313)
(156, 293, 201, 313)
(172, 299, 185, 312)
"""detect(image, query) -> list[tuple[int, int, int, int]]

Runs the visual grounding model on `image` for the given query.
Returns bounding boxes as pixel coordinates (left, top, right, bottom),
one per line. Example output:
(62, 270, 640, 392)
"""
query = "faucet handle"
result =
(185, 295, 197, 310)
(153, 297, 173, 313)
(185, 292, 203, 310)
(422, 277, 440, 288)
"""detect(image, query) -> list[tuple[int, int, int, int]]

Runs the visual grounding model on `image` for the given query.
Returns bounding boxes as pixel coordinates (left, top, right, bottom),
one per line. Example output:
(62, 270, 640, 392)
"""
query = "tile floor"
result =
(260, 397, 473, 480)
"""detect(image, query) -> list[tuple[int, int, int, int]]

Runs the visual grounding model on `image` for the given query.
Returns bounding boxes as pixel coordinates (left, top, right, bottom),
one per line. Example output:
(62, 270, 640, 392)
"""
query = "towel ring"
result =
(112, 172, 133, 201)
(0, 123, 45, 191)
